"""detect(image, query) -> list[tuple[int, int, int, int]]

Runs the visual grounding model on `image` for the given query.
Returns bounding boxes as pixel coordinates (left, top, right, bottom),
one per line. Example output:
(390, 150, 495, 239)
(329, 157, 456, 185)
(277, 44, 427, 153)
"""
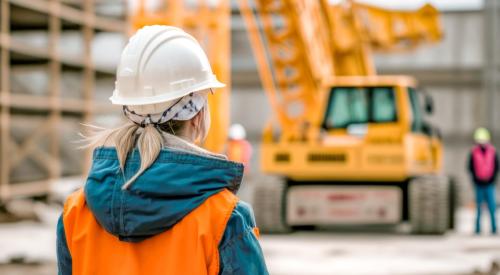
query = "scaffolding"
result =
(0, 0, 127, 201)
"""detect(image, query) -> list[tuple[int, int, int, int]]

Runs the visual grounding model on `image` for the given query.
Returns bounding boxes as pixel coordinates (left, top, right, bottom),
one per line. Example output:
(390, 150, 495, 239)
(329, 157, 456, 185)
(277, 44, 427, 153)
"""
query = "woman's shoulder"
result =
(231, 201, 257, 227)
(218, 201, 269, 274)
(220, 200, 257, 248)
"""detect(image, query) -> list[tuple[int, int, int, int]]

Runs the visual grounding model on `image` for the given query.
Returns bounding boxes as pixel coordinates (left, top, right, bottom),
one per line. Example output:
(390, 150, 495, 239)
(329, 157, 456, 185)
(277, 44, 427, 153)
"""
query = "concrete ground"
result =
(1, 202, 500, 275)
(260, 223, 500, 275)
(1, 174, 499, 275)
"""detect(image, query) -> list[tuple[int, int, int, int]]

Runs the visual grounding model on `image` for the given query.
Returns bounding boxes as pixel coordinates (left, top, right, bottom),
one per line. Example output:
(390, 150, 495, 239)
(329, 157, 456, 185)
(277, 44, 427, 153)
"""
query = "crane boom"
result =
(324, 2, 442, 75)
(239, 0, 442, 139)
(239, 0, 335, 141)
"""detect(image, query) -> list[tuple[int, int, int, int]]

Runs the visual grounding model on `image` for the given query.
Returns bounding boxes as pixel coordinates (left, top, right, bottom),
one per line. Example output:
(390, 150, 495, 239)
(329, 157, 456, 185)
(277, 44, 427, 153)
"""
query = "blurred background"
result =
(1, 0, 500, 274)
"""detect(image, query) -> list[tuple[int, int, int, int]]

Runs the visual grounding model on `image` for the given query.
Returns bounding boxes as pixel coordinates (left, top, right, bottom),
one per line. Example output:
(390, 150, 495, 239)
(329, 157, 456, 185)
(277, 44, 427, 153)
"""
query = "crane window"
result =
(372, 88, 397, 122)
(323, 87, 397, 129)
(408, 87, 423, 133)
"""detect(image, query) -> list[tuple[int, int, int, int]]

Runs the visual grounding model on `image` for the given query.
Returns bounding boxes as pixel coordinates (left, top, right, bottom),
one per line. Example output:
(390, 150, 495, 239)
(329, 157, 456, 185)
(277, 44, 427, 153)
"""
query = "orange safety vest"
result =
(63, 188, 238, 275)
(227, 139, 252, 170)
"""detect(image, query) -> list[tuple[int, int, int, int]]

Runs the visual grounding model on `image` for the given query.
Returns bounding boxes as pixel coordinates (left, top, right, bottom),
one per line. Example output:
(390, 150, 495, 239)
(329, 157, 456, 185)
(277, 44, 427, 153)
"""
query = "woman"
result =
(56, 25, 268, 275)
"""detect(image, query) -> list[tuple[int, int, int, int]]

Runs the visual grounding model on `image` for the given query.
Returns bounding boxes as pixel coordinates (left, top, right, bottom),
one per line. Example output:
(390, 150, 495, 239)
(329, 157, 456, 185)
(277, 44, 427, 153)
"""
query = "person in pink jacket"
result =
(468, 127, 499, 234)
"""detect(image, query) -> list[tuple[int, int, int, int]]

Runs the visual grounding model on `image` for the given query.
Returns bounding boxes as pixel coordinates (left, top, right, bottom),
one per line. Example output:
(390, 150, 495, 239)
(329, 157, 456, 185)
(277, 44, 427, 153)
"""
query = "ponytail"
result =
(122, 124, 163, 189)
(80, 122, 164, 190)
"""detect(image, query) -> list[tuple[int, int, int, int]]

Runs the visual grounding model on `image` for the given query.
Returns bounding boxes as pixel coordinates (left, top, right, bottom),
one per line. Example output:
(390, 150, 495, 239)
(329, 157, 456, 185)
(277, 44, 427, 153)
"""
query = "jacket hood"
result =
(84, 140, 243, 243)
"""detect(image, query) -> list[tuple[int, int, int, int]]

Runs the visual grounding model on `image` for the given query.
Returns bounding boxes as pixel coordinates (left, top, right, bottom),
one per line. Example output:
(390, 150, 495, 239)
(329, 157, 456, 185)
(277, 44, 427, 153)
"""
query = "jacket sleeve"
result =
(57, 214, 72, 275)
(218, 201, 269, 275)
(468, 152, 472, 174)
(468, 151, 475, 180)
(494, 151, 499, 183)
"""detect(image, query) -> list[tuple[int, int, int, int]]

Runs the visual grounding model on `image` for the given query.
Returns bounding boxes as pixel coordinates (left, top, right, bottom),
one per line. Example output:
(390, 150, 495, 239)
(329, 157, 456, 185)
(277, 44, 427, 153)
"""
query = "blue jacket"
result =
(56, 146, 268, 275)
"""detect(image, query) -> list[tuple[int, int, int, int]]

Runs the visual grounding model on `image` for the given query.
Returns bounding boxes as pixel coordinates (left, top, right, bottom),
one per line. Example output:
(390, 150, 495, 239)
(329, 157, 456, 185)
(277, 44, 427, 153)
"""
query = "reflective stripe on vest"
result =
(63, 189, 238, 275)
(472, 144, 496, 181)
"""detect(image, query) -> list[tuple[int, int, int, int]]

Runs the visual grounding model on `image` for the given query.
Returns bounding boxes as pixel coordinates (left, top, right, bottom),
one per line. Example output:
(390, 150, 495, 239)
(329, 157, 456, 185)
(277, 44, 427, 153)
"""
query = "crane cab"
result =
(261, 75, 442, 182)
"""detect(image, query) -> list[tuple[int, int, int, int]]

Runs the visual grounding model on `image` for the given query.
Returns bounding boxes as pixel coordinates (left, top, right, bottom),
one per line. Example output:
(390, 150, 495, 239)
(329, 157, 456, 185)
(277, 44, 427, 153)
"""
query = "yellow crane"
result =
(132, 0, 454, 234)
(239, 0, 453, 234)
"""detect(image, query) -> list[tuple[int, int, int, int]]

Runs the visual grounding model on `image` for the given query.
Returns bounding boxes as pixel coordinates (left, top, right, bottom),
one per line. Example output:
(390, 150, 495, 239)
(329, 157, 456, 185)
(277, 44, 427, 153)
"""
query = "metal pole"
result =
(491, 0, 499, 137)
(483, 0, 499, 136)
(494, 0, 500, 142)
(481, 1, 487, 129)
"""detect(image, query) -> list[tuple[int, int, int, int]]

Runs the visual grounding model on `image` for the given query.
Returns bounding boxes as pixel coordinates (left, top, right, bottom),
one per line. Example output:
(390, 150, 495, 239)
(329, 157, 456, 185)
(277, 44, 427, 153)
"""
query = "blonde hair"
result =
(81, 102, 210, 189)
(81, 120, 186, 190)
(81, 122, 164, 190)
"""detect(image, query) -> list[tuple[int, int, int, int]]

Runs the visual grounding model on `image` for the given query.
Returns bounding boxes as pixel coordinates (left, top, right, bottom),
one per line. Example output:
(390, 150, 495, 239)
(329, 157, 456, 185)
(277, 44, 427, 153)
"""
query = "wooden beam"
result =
(48, 0, 61, 185)
(8, 135, 53, 177)
(8, 0, 125, 32)
(0, 93, 116, 113)
(31, 145, 58, 173)
(9, 117, 52, 169)
(2, 38, 116, 75)
(81, 0, 96, 175)
(0, 0, 12, 200)
(9, 179, 51, 197)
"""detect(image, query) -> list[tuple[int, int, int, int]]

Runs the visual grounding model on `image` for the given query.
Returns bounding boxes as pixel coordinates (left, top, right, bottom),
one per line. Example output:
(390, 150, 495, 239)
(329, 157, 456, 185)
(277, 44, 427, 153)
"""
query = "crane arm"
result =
(351, 3, 442, 52)
(323, 2, 442, 75)
(239, 0, 334, 141)
(239, 0, 443, 137)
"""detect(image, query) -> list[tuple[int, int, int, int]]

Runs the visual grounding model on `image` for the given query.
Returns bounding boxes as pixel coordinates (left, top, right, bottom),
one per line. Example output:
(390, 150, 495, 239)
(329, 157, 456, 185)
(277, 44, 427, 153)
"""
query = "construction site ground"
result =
(1, 184, 500, 275)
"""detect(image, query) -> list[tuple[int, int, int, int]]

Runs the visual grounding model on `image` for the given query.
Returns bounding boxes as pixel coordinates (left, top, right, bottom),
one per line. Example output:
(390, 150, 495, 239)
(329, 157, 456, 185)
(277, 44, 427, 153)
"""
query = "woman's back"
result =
(58, 142, 267, 274)
(63, 183, 236, 275)
(56, 26, 268, 275)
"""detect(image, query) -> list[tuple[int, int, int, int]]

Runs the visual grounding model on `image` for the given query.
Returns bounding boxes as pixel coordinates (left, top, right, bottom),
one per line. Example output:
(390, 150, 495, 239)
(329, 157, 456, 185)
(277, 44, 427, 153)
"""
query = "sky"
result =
(329, 0, 483, 11)
(129, 1, 485, 12)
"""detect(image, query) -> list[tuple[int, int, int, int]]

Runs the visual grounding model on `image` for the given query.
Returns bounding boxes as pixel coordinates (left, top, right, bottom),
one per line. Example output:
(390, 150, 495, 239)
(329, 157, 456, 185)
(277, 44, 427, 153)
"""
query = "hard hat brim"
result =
(475, 137, 490, 143)
(110, 80, 225, 106)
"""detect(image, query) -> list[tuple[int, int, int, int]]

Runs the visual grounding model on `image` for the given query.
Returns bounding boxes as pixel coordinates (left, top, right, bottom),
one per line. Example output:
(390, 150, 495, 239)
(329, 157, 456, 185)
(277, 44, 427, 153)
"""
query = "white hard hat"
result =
(229, 124, 247, 140)
(109, 25, 224, 113)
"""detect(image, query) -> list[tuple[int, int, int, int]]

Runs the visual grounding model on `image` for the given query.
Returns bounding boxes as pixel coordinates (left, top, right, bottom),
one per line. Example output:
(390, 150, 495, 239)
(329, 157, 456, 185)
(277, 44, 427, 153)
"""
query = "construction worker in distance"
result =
(56, 26, 268, 275)
(227, 124, 253, 173)
(468, 127, 499, 235)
